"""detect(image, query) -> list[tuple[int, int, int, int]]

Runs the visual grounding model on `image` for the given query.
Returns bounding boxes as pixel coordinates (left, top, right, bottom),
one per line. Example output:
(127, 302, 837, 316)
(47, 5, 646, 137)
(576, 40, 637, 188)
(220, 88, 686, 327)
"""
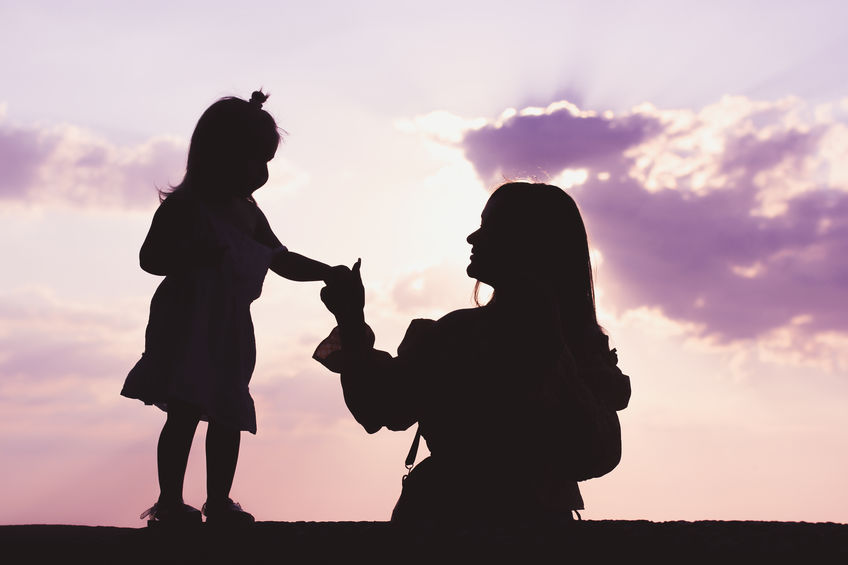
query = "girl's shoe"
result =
(202, 498, 255, 525)
(140, 500, 202, 527)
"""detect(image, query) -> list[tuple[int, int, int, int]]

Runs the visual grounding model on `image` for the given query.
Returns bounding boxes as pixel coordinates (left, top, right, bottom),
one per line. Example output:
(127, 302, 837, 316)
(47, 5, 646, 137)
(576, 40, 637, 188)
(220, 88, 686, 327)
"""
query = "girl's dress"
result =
(122, 199, 284, 433)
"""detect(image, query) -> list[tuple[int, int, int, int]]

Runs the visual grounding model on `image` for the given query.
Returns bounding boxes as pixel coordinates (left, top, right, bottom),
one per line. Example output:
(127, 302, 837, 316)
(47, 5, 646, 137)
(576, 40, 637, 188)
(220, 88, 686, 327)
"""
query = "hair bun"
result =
(249, 90, 269, 108)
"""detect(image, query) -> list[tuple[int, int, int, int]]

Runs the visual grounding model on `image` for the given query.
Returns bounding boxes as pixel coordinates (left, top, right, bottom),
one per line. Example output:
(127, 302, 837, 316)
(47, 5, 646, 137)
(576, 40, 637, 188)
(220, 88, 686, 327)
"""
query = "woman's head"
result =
(467, 182, 599, 334)
(168, 91, 282, 200)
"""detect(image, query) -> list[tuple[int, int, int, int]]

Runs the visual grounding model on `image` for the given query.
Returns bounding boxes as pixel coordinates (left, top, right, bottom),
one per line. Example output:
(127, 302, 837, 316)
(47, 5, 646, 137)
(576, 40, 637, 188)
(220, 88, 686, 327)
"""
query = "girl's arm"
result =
(253, 206, 340, 282)
(140, 195, 221, 275)
(274, 252, 336, 282)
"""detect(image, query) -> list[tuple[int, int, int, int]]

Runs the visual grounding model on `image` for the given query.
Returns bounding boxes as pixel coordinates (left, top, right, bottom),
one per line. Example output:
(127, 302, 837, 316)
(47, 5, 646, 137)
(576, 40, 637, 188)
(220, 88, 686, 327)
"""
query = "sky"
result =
(1, 0, 847, 526)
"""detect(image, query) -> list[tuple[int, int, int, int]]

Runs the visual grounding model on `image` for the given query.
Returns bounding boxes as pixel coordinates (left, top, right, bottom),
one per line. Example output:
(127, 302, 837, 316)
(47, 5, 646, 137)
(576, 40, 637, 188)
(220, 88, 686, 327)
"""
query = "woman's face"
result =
(466, 195, 525, 287)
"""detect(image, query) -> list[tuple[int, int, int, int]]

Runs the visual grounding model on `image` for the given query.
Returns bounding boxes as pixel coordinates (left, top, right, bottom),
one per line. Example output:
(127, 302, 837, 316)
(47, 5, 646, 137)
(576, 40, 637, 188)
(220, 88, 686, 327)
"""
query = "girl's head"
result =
(167, 91, 282, 201)
(466, 181, 599, 336)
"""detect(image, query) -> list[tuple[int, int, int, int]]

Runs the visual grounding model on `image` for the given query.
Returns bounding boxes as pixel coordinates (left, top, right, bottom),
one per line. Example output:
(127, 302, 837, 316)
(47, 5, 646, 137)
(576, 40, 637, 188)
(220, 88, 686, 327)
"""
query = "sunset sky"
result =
(1, 0, 847, 527)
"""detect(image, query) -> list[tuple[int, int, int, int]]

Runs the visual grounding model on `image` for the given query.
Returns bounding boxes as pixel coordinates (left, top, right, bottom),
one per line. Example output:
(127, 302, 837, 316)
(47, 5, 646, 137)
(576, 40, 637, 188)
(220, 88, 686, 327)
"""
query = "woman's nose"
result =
(467, 229, 480, 245)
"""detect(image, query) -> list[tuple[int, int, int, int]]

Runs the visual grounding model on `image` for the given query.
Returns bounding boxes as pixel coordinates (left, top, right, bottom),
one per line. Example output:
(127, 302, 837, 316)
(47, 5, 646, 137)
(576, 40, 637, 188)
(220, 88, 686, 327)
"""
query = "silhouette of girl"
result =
(122, 91, 346, 526)
(315, 182, 631, 527)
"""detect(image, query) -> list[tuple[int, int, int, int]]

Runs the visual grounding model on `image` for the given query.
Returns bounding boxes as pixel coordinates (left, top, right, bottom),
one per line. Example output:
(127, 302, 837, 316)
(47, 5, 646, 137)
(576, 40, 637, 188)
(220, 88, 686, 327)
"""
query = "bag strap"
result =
(402, 425, 422, 483)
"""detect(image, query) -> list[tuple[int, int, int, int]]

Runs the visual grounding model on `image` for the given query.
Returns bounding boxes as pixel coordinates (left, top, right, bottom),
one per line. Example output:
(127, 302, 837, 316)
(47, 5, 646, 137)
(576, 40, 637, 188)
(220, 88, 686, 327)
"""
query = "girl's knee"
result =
(165, 398, 202, 425)
(208, 421, 241, 438)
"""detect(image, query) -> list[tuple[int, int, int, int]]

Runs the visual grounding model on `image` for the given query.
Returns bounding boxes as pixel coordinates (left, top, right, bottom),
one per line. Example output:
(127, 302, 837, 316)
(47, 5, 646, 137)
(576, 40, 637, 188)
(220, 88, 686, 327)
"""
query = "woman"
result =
(315, 182, 631, 527)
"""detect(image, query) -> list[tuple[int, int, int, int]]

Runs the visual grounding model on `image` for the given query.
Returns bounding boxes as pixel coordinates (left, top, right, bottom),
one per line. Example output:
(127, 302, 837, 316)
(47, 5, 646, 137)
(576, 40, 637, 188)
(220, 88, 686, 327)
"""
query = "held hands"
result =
(320, 259, 365, 323)
(324, 263, 353, 285)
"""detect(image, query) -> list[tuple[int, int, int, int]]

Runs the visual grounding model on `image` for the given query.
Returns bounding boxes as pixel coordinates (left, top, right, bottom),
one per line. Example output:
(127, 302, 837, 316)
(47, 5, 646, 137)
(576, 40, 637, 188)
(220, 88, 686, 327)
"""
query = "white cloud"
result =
(0, 110, 186, 209)
(394, 110, 487, 144)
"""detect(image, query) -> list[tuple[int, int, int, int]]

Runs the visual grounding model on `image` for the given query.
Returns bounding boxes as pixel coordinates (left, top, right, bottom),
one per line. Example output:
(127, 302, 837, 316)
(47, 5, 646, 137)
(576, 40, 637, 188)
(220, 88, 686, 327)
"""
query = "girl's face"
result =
(233, 149, 274, 197)
(244, 156, 271, 194)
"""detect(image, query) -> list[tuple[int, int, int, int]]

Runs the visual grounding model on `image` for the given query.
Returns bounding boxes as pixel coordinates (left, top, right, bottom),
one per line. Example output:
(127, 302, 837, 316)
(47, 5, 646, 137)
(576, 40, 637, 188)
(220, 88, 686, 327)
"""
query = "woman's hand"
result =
(320, 259, 365, 324)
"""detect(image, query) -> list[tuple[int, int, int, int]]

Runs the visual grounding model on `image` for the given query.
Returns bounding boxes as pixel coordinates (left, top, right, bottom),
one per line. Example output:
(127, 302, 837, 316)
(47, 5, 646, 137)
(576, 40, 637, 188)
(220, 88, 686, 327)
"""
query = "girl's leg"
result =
(157, 400, 201, 505)
(205, 421, 240, 503)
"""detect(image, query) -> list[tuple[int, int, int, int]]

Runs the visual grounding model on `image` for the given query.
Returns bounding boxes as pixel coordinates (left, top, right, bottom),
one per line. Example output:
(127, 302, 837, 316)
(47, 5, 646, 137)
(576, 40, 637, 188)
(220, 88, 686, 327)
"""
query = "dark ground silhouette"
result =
(3, 520, 847, 563)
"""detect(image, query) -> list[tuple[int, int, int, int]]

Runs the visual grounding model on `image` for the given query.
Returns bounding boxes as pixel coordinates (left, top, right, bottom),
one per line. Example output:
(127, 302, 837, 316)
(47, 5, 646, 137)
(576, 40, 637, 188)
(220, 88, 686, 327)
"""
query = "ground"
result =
(3, 520, 847, 563)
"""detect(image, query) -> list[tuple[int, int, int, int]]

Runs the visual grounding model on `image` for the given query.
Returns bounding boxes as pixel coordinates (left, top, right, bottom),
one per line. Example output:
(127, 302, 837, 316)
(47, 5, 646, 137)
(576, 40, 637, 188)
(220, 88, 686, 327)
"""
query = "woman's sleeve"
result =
(313, 319, 437, 434)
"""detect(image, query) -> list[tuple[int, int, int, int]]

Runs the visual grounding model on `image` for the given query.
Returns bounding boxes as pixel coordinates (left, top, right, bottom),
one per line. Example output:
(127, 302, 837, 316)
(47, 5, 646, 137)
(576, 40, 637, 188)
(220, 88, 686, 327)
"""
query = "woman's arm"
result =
(315, 262, 421, 433)
(315, 325, 420, 434)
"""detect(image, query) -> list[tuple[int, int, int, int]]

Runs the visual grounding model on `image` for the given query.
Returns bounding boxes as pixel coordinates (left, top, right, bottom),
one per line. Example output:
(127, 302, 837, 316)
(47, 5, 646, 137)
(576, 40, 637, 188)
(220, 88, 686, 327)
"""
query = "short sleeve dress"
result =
(121, 200, 284, 433)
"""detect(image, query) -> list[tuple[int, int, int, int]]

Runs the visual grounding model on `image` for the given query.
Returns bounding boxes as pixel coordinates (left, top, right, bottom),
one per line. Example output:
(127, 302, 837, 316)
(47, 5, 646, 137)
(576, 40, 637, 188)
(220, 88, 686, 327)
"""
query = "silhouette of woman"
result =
(122, 91, 347, 526)
(315, 182, 631, 527)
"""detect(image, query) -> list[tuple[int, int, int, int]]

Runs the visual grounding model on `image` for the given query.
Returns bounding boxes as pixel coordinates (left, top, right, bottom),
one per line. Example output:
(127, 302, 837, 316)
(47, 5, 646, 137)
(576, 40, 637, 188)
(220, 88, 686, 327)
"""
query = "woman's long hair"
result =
(161, 91, 282, 202)
(474, 182, 602, 346)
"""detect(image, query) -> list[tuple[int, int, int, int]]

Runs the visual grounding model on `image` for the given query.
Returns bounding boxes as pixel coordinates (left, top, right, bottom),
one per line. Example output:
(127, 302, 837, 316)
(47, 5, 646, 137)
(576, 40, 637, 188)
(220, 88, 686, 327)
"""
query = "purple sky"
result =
(1, 0, 847, 527)
(460, 97, 848, 344)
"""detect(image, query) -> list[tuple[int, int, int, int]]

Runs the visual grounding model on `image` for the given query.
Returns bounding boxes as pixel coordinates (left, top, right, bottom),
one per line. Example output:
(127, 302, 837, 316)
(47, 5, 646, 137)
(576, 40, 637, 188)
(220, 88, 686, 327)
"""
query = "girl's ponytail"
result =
(249, 90, 269, 109)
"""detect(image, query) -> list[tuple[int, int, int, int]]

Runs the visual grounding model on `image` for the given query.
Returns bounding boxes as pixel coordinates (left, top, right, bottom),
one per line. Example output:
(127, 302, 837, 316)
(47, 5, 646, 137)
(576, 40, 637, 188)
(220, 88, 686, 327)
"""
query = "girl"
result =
(122, 91, 345, 526)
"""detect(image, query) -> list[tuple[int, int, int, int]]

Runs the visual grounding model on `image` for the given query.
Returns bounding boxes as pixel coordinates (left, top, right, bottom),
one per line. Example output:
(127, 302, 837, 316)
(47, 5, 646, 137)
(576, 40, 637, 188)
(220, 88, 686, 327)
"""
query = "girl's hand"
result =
(320, 259, 364, 323)
(324, 264, 352, 284)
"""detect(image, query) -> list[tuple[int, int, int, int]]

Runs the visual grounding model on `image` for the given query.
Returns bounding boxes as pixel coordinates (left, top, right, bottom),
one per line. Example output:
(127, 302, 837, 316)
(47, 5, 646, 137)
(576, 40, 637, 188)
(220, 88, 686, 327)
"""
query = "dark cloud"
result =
(0, 117, 185, 209)
(721, 125, 824, 177)
(459, 98, 848, 342)
(575, 174, 848, 340)
(463, 106, 659, 183)
(0, 125, 58, 196)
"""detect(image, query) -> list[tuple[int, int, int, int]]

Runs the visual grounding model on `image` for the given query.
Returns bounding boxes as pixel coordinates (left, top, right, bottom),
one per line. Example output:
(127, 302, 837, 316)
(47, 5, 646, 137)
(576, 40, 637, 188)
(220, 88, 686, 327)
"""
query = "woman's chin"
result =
(467, 264, 493, 286)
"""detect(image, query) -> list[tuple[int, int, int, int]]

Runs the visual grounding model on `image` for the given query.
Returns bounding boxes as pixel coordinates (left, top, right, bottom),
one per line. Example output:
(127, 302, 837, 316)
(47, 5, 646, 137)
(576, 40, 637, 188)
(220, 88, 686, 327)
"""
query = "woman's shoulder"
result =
(396, 308, 485, 356)
(434, 307, 487, 333)
(438, 306, 485, 323)
(402, 307, 485, 333)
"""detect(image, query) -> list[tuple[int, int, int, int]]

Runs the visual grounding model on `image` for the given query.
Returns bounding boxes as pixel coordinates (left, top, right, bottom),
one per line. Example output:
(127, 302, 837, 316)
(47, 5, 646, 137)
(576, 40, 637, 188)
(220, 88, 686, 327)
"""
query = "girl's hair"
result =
(474, 181, 603, 345)
(161, 90, 282, 202)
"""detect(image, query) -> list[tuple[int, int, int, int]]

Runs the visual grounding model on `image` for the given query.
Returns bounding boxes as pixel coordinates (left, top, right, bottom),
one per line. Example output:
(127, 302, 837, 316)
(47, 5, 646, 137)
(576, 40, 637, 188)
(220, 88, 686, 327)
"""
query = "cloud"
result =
(442, 95, 848, 346)
(251, 369, 351, 434)
(0, 288, 143, 384)
(462, 101, 660, 185)
(0, 108, 185, 209)
(390, 263, 473, 315)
